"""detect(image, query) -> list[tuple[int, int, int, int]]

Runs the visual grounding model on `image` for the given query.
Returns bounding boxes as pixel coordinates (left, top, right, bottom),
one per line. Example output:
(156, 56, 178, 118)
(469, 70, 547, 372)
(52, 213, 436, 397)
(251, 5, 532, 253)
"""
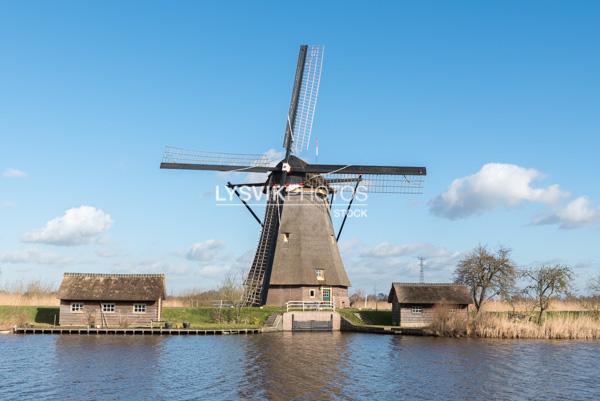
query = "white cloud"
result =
(23, 206, 113, 246)
(340, 240, 462, 287)
(186, 239, 224, 261)
(533, 196, 600, 229)
(361, 242, 437, 258)
(430, 163, 566, 219)
(1, 201, 16, 208)
(2, 168, 27, 178)
(0, 248, 72, 265)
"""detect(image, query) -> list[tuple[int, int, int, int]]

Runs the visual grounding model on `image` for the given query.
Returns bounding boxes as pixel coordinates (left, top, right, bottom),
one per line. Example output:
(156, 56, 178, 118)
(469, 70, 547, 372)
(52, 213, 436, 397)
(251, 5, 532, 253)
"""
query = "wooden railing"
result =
(286, 300, 335, 312)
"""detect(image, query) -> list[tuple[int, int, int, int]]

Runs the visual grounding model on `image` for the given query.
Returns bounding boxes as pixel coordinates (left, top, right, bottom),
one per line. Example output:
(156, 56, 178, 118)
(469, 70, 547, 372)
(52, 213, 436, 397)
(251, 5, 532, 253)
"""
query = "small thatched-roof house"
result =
(387, 283, 471, 327)
(58, 273, 166, 327)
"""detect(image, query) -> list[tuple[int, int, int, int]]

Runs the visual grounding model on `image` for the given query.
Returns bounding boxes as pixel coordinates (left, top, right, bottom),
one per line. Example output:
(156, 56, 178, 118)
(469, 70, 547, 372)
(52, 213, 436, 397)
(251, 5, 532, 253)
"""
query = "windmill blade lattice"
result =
(324, 173, 424, 194)
(288, 45, 324, 154)
(161, 146, 279, 172)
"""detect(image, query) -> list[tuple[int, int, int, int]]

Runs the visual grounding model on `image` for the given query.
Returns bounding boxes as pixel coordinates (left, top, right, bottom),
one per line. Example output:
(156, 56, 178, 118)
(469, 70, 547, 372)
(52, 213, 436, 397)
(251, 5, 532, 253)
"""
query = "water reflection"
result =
(240, 332, 351, 400)
(54, 336, 164, 400)
(0, 334, 598, 401)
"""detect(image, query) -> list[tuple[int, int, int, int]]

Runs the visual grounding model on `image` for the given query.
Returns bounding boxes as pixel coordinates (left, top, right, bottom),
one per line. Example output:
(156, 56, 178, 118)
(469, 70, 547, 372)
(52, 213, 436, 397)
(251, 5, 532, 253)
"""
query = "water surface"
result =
(1, 333, 598, 400)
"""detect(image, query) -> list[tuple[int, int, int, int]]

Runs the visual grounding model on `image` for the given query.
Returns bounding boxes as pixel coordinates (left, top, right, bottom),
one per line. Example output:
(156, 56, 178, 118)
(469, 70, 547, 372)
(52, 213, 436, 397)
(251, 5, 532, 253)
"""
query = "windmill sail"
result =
(160, 146, 278, 172)
(160, 44, 428, 308)
(283, 45, 324, 154)
(310, 163, 427, 194)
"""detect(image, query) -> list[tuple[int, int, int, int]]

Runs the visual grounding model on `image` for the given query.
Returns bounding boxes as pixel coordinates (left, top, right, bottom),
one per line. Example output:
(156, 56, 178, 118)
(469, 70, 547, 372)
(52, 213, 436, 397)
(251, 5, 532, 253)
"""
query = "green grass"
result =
(337, 309, 393, 327)
(1, 306, 282, 329)
(0, 306, 59, 328)
(359, 310, 393, 325)
(162, 306, 282, 328)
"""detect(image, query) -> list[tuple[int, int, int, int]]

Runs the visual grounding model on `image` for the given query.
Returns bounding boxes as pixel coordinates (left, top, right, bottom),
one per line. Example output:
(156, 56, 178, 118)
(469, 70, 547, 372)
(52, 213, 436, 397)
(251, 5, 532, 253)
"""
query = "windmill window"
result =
(330, 235, 335, 244)
(70, 302, 84, 313)
(315, 269, 325, 281)
(282, 233, 290, 243)
(411, 306, 423, 315)
(102, 303, 116, 313)
(309, 289, 316, 298)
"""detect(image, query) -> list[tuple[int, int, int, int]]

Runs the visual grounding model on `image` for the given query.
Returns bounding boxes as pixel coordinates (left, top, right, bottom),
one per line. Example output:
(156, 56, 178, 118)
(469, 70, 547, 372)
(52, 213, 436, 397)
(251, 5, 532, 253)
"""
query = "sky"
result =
(1, 1, 599, 295)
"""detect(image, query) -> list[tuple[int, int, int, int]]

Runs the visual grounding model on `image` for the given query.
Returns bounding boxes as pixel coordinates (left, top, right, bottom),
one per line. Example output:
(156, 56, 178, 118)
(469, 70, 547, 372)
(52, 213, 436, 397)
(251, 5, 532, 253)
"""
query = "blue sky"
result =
(1, 1, 599, 294)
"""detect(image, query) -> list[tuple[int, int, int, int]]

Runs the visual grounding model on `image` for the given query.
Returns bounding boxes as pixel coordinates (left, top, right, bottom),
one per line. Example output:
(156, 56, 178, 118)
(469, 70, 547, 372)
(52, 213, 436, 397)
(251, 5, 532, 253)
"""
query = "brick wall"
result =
(266, 286, 349, 308)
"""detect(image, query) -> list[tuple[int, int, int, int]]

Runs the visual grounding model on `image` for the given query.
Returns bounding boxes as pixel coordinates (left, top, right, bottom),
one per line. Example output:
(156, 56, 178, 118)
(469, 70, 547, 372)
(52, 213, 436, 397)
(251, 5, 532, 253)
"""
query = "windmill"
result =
(160, 45, 426, 307)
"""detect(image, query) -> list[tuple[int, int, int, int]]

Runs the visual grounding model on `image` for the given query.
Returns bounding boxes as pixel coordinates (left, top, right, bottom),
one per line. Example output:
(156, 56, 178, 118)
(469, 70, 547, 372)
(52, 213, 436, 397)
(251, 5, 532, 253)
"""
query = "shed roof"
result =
(58, 273, 166, 301)
(388, 282, 471, 305)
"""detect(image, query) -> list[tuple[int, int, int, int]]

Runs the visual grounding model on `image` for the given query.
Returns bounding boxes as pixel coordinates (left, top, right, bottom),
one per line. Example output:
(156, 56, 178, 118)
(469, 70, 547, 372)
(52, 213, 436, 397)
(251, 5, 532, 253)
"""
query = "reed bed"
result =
(481, 299, 587, 312)
(471, 314, 600, 340)
(0, 293, 58, 307)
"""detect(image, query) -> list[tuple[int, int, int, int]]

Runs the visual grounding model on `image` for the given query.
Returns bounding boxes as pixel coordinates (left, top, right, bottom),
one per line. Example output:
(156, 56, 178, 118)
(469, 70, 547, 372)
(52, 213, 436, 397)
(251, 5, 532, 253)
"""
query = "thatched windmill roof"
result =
(58, 273, 166, 301)
(269, 192, 351, 287)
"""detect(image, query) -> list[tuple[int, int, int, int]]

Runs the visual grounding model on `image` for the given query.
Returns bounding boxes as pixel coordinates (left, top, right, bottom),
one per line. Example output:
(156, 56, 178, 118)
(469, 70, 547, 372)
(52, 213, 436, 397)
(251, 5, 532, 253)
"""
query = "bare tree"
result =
(349, 289, 365, 308)
(585, 275, 600, 315)
(218, 270, 244, 304)
(522, 264, 573, 323)
(217, 270, 245, 323)
(454, 245, 517, 314)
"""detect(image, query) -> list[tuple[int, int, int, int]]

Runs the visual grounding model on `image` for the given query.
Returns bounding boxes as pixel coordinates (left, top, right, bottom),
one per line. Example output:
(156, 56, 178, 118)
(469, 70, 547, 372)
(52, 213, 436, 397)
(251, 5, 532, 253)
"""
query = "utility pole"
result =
(418, 257, 425, 283)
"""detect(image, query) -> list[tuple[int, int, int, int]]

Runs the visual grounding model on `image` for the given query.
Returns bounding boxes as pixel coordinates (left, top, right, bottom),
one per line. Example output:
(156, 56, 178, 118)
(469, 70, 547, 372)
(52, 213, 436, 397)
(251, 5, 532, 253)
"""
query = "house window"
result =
(133, 303, 146, 313)
(101, 303, 115, 313)
(71, 302, 84, 313)
(282, 233, 290, 243)
(411, 306, 423, 315)
(315, 269, 325, 281)
(309, 289, 316, 298)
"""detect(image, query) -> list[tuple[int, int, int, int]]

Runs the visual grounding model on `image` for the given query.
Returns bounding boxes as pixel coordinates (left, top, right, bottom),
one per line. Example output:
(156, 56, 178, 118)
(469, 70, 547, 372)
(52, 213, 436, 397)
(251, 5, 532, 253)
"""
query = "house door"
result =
(322, 288, 331, 302)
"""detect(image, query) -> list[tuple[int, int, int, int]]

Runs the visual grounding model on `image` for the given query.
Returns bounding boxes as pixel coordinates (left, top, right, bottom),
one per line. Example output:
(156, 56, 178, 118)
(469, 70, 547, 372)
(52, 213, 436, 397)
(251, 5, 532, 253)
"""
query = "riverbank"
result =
(0, 305, 281, 330)
(3, 305, 599, 339)
(338, 309, 600, 339)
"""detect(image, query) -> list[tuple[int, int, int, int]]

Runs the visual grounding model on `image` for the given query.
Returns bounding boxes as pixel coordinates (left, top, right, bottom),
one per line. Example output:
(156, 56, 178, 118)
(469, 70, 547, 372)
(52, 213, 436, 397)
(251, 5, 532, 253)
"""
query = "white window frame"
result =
(70, 302, 84, 313)
(309, 289, 316, 299)
(411, 306, 423, 315)
(101, 303, 116, 313)
(315, 269, 325, 281)
(133, 303, 147, 314)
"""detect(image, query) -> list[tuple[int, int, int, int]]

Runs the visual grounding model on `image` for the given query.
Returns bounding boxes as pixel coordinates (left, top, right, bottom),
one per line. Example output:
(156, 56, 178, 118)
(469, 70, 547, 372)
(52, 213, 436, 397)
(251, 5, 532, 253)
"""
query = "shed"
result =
(57, 273, 166, 327)
(387, 283, 471, 327)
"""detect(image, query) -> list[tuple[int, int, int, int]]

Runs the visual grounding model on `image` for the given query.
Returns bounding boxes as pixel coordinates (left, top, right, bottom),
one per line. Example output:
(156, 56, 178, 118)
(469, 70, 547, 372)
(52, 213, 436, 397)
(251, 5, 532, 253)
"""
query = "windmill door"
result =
(322, 288, 331, 302)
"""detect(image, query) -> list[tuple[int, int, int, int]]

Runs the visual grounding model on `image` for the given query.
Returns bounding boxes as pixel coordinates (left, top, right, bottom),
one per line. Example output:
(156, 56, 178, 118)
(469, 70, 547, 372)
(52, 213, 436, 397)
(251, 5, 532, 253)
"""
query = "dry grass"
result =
(0, 293, 58, 306)
(0, 280, 58, 306)
(471, 313, 600, 339)
(349, 300, 392, 310)
(428, 305, 469, 336)
(481, 299, 587, 312)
